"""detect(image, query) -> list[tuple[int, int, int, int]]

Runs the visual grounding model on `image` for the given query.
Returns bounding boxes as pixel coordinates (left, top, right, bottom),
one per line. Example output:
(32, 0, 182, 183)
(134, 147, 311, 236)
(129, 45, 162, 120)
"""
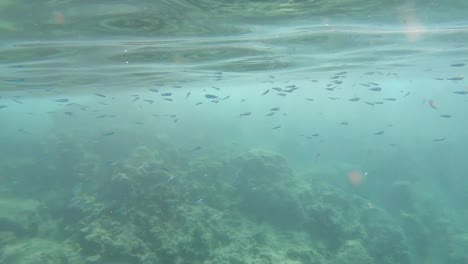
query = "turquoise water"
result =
(1, 1, 468, 263)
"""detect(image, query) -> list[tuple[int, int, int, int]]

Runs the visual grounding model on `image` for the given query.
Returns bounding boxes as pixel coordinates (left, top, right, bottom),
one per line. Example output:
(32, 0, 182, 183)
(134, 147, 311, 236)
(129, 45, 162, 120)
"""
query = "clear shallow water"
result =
(1, 1, 468, 264)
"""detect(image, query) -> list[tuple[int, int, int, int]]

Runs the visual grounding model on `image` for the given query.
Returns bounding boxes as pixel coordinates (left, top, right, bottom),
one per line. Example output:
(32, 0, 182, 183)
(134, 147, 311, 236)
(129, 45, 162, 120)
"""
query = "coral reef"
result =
(0, 139, 464, 264)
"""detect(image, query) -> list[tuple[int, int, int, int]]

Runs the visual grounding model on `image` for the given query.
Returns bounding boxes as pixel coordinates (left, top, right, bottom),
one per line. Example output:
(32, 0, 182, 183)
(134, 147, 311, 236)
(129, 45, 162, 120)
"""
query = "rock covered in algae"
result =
(301, 187, 364, 250)
(12, 140, 437, 264)
(381, 181, 415, 214)
(285, 242, 327, 264)
(331, 240, 373, 264)
(0, 238, 84, 264)
(78, 216, 159, 263)
(0, 198, 40, 237)
(360, 207, 413, 264)
(229, 149, 304, 227)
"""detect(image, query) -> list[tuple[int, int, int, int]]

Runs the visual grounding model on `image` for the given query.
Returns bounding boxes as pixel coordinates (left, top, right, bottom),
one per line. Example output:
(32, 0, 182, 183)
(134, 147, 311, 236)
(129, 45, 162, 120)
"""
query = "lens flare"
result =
(348, 170, 364, 186)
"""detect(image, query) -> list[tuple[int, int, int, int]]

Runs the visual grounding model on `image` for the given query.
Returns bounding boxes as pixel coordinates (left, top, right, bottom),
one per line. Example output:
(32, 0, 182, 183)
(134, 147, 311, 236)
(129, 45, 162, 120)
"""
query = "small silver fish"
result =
(102, 131, 115, 136)
(205, 94, 218, 99)
(447, 77, 464, 81)
(369, 87, 382, 91)
(191, 146, 201, 152)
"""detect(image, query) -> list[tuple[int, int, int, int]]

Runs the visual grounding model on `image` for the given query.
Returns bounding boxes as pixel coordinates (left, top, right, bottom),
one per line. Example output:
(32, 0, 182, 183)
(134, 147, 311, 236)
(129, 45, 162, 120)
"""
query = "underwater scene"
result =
(1, 0, 468, 263)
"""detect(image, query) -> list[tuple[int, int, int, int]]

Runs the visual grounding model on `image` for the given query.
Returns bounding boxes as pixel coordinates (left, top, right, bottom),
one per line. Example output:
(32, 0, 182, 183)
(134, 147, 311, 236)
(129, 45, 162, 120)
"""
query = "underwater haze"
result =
(1, 0, 468, 263)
